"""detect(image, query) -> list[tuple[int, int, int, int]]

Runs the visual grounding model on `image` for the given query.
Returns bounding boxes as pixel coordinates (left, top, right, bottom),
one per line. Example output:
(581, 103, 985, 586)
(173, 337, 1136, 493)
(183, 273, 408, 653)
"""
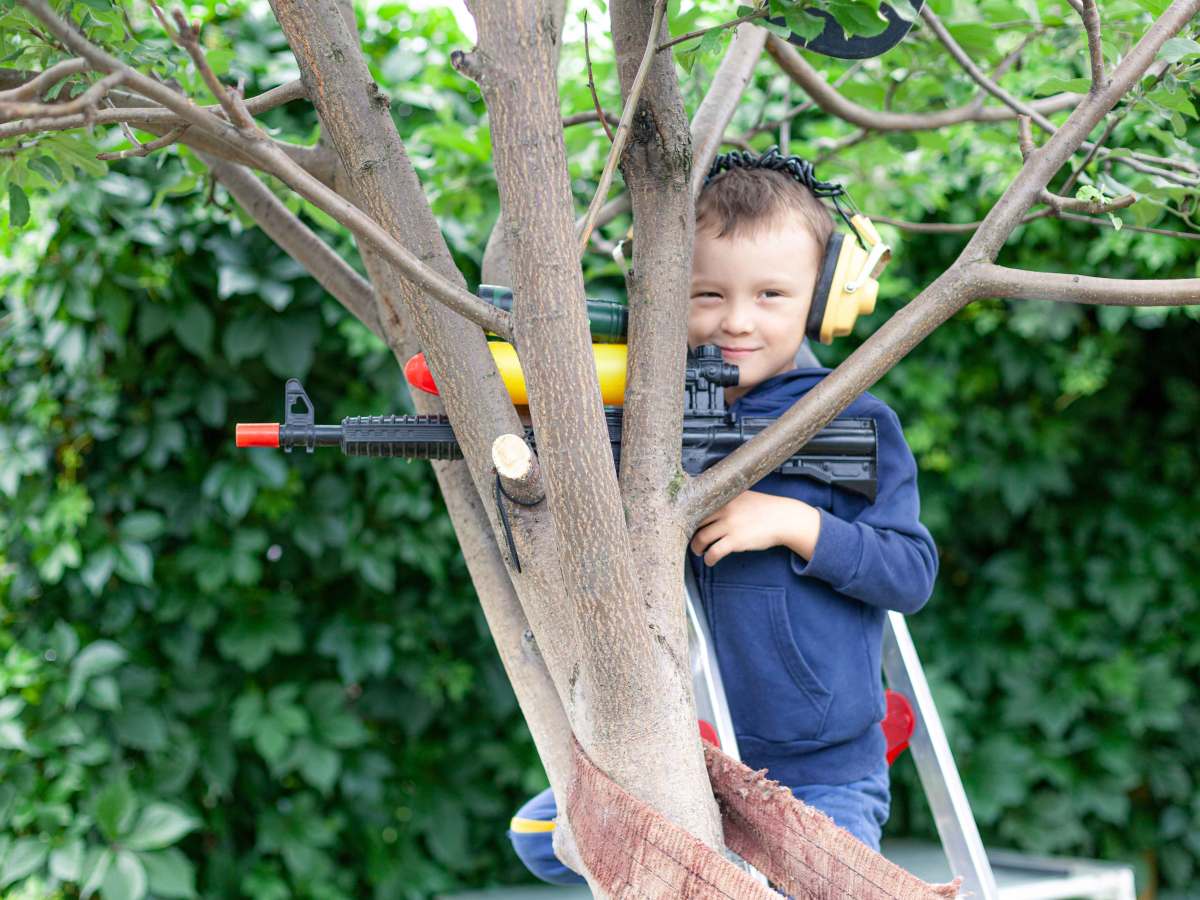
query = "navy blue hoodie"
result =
(688, 366, 938, 787)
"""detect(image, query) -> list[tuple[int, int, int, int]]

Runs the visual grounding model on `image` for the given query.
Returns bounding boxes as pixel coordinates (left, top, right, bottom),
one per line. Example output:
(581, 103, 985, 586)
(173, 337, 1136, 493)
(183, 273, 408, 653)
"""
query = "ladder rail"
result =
(882, 611, 1000, 900)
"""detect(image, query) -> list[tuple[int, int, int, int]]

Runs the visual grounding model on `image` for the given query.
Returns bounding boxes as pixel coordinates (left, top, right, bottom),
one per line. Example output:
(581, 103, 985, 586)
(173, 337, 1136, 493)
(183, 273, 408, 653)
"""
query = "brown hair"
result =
(696, 166, 835, 249)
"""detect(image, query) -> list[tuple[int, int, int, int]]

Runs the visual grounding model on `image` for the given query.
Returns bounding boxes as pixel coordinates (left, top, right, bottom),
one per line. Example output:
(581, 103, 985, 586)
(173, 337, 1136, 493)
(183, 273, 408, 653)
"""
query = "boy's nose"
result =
(721, 302, 754, 335)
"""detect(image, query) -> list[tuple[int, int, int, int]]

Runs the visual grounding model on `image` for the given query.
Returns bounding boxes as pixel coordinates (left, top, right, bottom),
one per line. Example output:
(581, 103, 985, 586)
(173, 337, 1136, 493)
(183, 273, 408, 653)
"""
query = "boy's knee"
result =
(508, 787, 585, 886)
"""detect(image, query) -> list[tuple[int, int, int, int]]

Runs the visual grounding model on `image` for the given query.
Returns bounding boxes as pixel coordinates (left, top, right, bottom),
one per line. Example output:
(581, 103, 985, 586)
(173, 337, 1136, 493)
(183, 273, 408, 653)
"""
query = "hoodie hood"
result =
(730, 366, 833, 418)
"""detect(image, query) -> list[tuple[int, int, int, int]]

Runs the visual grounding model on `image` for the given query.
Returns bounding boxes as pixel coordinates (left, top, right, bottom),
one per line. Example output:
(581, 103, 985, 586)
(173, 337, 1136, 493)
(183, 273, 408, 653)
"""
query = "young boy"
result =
(508, 153, 938, 883)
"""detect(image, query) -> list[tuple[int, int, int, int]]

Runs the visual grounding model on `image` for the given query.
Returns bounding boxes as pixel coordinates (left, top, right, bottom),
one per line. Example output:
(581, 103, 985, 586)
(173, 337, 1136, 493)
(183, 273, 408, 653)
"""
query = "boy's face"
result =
(688, 215, 823, 401)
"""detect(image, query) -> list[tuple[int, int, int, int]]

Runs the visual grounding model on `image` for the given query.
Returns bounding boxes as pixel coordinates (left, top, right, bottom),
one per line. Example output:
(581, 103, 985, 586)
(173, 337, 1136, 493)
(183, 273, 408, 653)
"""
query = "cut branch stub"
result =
(492, 433, 545, 506)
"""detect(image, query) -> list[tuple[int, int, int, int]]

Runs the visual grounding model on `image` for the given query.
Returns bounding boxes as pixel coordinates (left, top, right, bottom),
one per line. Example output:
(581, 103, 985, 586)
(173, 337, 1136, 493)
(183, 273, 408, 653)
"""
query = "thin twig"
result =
(0, 71, 122, 122)
(583, 11, 615, 143)
(920, 6, 1199, 187)
(745, 61, 865, 139)
(147, 0, 179, 42)
(1079, 0, 1106, 88)
(656, 6, 766, 53)
(0, 57, 88, 101)
(171, 9, 256, 129)
(1020, 114, 1135, 213)
(1061, 114, 1118, 194)
(97, 124, 189, 160)
(14, 0, 514, 341)
(577, 0, 666, 256)
(563, 110, 621, 129)
(814, 127, 873, 165)
(0, 78, 307, 142)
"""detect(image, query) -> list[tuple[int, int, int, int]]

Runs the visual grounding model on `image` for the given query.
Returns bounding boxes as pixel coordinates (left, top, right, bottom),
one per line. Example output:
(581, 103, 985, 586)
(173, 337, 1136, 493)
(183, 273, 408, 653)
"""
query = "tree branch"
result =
(95, 122, 188, 160)
(583, 11, 615, 143)
(576, 0, 666, 255)
(919, 5, 1198, 187)
(1018, 114, 1135, 213)
(963, 0, 1199, 261)
(972, 262, 1200, 305)
(170, 9, 257, 129)
(872, 208, 1200, 240)
(0, 57, 88, 101)
(15, 0, 512, 340)
(1060, 114, 1118, 195)
(765, 33, 1083, 132)
(657, 5, 766, 53)
(201, 153, 385, 338)
(1078, 0, 1106, 88)
(0, 71, 122, 123)
(689, 21, 768, 201)
(563, 110, 620, 129)
(681, 0, 1200, 525)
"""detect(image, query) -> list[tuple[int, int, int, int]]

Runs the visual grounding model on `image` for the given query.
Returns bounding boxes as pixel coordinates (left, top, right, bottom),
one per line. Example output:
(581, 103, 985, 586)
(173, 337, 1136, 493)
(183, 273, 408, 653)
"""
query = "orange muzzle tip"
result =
(236, 423, 280, 448)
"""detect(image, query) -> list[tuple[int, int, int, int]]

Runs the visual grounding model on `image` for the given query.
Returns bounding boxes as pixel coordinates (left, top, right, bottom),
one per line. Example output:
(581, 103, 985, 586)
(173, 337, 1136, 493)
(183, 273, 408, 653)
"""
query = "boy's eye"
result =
(761, 290, 784, 299)
(691, 292, 722, 303)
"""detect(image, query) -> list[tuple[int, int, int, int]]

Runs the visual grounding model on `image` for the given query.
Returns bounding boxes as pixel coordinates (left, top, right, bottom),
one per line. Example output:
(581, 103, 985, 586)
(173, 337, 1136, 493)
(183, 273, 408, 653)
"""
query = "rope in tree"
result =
(567, 738, 963, 898)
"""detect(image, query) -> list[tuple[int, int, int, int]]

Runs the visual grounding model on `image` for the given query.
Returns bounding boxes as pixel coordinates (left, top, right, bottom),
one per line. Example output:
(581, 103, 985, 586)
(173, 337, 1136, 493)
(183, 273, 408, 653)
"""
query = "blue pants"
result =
(507, 763, 890, 885)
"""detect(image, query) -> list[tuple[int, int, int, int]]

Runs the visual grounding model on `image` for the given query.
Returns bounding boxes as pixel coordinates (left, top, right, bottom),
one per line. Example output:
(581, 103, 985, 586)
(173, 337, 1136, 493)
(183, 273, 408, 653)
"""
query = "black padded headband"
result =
(703, 147, 861, 245)
(705, 147, 846, 199)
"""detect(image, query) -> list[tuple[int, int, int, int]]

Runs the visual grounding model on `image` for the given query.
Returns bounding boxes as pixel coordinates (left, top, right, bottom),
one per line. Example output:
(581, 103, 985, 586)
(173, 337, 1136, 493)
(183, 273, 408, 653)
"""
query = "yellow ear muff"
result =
(806, 214, 891, 344)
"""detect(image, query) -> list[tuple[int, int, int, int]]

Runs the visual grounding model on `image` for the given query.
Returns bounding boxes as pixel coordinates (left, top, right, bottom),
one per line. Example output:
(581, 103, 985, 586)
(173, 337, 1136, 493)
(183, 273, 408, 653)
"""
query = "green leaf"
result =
(1032, 77, 1092, 96)
(118, 511, 165, 542)
(826, 0, 889, 38)
(86, 675, 121, 711)
(296, 740, 341, 794)
(8, 184, 29, 228)
(93, 780, 137, 842)
(1133, 0, 1169, 14)
(67, 640, 127, 708)
(28, 155, 63, 183)
(113, 703, 169, 752)
(100, 850, 147, 900)
(80, 546, 116, 595)
(124, 804, 200, 851)
(173, 302, 215, 360)
(80, 848, 112, 900)
(219, 468, 256, 519)
(138, 849, 197, 899)
(49, 840, 84, 881)
(783, 6, 826, 41)
(116, 541, 154, 586)
(0, 838, 49, 888)
(1159, 37, 1200, 63)
(221, 316, 268, 364)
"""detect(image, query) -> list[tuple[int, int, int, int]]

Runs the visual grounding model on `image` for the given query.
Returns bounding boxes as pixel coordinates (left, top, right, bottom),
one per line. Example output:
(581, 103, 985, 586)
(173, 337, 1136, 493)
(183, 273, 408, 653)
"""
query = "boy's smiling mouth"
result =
(717, 345, 761, 358)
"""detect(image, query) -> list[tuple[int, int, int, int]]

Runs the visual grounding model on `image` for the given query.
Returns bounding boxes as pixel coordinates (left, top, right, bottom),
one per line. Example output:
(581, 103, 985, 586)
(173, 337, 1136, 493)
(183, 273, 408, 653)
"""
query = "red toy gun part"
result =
(698, 719, 720, 749)
(882, 689, 915, 765)
(236, 423, 281, 448)
(404, 353, 438, 396)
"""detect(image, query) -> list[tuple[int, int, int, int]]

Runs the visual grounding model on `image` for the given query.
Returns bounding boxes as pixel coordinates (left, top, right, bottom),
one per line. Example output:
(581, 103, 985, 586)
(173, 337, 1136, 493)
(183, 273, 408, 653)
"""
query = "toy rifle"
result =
(237, 346, 878, 501)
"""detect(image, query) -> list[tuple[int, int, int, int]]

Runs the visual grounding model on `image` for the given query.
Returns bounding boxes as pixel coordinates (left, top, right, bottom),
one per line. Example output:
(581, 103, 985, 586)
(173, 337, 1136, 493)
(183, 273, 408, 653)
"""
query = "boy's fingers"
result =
(690, 522, 723, 555)
(703, 537, 733, 567)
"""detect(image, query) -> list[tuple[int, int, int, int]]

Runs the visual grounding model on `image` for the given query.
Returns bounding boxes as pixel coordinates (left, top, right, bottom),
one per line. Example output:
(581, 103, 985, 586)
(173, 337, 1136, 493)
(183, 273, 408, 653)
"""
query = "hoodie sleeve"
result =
(789, 401, 938, 614)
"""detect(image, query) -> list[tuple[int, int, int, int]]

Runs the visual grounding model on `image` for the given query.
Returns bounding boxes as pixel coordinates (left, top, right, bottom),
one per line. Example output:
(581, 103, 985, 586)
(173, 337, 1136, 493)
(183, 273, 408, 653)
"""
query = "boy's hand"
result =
(690, 491, 821, 566)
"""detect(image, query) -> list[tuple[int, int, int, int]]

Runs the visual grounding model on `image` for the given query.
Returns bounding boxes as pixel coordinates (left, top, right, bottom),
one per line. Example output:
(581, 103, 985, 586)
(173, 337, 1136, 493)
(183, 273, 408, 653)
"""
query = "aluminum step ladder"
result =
(685, 569, 1136, 900)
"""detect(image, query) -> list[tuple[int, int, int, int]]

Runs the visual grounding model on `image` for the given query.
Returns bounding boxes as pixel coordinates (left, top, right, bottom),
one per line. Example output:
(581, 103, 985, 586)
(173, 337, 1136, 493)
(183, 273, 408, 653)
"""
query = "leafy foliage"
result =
(2, 0, 1199, 896)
